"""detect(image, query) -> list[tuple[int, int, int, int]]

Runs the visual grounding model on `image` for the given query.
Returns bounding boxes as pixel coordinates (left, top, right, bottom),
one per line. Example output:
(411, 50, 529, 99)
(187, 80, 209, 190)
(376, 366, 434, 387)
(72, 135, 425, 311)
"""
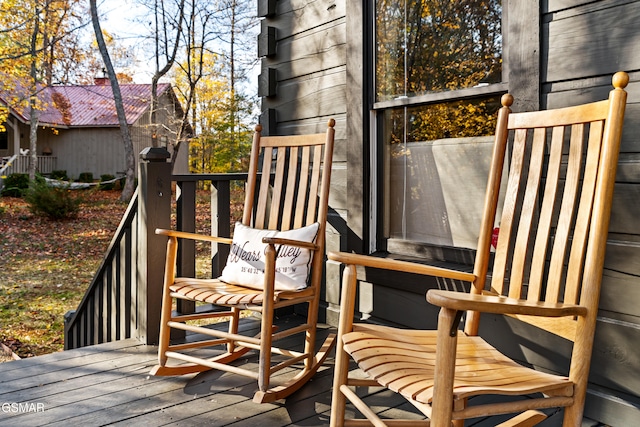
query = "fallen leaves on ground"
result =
(0, 190, 128, 357)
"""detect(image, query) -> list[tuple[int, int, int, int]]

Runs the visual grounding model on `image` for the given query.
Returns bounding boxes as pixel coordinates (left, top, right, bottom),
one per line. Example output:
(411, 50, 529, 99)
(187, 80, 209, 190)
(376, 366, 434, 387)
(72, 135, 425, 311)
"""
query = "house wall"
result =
(43, 127, 125, 179)
(259, 0, 640, 424)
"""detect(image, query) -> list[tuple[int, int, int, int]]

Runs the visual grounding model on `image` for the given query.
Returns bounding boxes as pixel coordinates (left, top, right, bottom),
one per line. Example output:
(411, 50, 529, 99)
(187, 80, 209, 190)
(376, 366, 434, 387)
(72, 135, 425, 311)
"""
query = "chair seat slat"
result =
(343, 326, 571, 405)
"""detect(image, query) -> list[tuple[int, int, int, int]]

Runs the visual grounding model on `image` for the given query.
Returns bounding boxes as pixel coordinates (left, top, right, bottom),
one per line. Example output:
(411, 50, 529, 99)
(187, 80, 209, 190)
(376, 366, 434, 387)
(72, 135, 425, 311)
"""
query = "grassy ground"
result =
(0, 190, 128, 357)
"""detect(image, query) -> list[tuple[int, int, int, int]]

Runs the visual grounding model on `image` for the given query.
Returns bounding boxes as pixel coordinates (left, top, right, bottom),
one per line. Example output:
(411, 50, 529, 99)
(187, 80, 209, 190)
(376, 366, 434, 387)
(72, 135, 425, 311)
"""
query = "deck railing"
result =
(64, 148, 249, 349)
(0, 154, 57, 175)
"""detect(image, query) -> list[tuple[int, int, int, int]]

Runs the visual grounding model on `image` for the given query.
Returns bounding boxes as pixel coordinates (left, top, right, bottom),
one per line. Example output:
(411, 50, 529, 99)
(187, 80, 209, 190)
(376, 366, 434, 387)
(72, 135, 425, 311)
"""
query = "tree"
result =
(171, 0, 257, 173)
(167, 0, 214, 167)
(133, 0, 185, 144)
(211, 0, 258, 149)
(0, 0, 90, 179)
(174, 51, 252, 174)
(89, 0, 136, 201)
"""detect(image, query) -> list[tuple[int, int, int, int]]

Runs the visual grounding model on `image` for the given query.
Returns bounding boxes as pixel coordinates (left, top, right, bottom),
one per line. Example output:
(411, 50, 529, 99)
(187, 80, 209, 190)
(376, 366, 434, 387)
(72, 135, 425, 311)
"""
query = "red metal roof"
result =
(1, 80, 172, 128)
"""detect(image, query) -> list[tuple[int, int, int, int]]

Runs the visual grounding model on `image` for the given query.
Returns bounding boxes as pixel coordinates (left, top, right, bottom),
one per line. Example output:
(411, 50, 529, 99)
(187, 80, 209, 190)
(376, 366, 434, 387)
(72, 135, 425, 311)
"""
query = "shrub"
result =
(24, 178, 83, 220)
(99, 174, 116, 190)
(50, 170, 69, 181)
(1, 173, 30, 197)
(77, 172, 94, 183)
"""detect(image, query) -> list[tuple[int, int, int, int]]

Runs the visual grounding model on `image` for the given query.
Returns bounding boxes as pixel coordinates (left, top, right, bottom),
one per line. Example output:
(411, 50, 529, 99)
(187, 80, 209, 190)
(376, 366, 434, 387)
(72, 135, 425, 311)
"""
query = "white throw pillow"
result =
(219, 222, 320, 291)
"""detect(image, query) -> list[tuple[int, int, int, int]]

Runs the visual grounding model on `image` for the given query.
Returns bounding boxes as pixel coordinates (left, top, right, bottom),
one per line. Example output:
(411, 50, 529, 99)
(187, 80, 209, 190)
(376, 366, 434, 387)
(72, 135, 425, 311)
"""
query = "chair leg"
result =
(227, 307, 241, 353)
(252, 248, 337, 403)
(431, 307, 459, 427)
(157, 237, 177, 367)
(258, 244, 277, 393)
(330, 264, 358, 427)
(303, 298, 320, 371)
(257, 300, 274, 393)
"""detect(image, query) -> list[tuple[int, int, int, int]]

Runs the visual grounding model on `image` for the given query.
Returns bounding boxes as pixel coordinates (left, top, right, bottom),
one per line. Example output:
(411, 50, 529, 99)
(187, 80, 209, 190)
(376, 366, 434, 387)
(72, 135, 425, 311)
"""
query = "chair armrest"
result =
(155, 228, 233, 245)
(262, 236, 319, 251)
(427, 290, 588, 318)
(327, 251, 475, 283)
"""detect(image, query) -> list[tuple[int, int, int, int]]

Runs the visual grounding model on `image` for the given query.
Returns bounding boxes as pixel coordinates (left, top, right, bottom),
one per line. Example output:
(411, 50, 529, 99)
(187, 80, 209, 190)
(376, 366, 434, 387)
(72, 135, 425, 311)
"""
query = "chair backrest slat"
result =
(267, 146, 288, 229)
(306, 145, 323, 225)
(281, 146, 299, 229)
(564, 120, 604, 305)
(294, 146, 312, 229)
(527, 126, 564, 300)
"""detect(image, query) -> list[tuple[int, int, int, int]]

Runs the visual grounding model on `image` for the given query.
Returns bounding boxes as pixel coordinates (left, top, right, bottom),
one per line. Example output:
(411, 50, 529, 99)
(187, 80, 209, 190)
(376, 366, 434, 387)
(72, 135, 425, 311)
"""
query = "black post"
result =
(137, 147, 171, 345)
(211, 180, 231, 277)
(175, 180, 196, 320)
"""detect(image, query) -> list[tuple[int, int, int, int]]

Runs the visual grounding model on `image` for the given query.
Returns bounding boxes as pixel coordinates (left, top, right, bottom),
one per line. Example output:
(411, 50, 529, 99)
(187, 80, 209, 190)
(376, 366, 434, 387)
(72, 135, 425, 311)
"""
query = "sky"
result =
(100, 0, 156, 84)
(97, 0, 260, 89)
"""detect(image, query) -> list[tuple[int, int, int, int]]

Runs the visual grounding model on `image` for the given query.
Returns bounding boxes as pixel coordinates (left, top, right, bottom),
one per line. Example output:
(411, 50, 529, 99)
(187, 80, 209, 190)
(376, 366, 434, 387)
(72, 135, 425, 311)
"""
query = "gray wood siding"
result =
(45, 128, 125, 179)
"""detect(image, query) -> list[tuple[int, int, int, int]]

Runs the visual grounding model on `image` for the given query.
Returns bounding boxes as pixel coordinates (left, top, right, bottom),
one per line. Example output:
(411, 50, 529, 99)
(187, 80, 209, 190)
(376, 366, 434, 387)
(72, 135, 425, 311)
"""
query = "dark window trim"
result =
(373, 82, 509, 111)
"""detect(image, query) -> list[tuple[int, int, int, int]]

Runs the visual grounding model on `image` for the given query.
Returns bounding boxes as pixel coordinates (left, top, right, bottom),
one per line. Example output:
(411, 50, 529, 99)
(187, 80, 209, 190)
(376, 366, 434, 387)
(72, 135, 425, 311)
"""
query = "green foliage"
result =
(50, 170, 69, 181)
(77, 172, 94, 183)
(24, 178, 83, 220)
(99, 174, 116, 190)
(1, 173, 30, 197)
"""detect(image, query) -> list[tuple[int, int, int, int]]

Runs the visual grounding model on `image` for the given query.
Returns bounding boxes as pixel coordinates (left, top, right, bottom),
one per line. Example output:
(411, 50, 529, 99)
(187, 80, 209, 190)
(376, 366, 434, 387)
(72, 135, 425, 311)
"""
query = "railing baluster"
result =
(212, 180, 231, 278)
(176, 181, 196, 316)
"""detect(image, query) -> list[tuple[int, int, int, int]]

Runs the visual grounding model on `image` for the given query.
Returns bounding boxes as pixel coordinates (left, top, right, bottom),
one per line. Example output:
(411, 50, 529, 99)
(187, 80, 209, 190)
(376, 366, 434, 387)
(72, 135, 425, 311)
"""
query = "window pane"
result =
(376, 0, 502, 102)
(0, 125, 7, 150)
(384, 97, 501, 247)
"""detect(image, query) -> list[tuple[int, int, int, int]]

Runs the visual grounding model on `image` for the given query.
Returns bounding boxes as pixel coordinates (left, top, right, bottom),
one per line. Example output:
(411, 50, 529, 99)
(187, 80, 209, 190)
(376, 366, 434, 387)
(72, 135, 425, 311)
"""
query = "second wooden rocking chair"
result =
(329, 72, 628, 426)
(151, 120, 336, 403)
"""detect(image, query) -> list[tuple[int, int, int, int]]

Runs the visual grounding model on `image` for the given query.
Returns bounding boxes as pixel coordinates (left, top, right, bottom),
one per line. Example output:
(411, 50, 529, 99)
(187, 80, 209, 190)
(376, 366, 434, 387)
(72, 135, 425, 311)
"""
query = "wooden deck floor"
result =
(0, 315, 601, 426)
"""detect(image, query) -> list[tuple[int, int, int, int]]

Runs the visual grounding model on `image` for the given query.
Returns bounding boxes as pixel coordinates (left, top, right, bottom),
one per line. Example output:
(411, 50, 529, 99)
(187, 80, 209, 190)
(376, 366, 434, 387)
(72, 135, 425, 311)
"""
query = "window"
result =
(374, 0, 505, 253)
(0, 124, 8, 150)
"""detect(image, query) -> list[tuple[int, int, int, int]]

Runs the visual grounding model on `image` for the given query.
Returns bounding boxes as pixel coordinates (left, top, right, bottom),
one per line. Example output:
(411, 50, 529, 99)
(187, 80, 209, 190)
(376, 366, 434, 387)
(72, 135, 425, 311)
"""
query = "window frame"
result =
(368, 0, 539, 259)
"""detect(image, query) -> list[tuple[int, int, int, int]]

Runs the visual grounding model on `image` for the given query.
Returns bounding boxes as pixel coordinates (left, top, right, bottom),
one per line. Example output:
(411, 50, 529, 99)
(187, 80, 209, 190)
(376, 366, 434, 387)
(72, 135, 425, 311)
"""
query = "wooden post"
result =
(137, 147, 171, 345)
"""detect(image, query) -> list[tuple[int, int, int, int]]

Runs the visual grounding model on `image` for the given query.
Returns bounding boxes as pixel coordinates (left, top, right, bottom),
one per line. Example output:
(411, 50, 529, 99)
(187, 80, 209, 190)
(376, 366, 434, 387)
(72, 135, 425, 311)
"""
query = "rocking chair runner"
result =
(151, 119, 337, 404)
(329, 72, 628, 426)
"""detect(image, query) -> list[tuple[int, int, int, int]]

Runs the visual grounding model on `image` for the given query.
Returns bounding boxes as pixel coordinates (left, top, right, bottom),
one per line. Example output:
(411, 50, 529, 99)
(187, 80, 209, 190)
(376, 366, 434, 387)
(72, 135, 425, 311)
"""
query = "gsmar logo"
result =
(1, 402, 45, 413)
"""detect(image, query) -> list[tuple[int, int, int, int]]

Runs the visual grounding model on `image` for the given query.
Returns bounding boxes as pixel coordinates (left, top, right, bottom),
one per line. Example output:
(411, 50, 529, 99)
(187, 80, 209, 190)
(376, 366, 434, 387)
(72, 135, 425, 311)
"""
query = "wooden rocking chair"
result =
(329, 72, 628, 426)
(151, 119, 336, 403)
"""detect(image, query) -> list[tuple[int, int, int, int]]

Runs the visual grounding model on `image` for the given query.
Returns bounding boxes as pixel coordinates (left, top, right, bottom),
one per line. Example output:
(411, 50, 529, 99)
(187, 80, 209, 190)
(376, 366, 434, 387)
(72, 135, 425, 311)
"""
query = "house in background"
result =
(0, 78, 190, 179)
(257, 0, 640, 425)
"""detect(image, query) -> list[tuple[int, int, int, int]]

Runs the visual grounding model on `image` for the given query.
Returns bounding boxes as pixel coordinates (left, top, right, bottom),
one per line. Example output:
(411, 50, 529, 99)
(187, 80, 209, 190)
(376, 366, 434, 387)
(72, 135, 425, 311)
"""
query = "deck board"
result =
(0, 315, 605, 426)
